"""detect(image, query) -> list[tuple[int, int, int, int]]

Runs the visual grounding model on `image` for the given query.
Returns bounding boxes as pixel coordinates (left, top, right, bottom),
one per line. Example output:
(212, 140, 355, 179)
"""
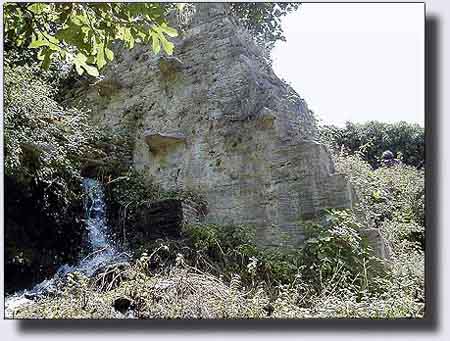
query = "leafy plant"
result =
(4, 2, 179, 76)
(4, 63, 101, 210)
(334, 151, 425, 250)
(300, 210, 382, 292)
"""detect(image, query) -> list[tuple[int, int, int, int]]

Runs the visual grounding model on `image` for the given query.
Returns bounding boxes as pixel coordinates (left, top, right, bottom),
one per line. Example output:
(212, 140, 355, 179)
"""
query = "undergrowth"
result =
(8, 152, 425, 319)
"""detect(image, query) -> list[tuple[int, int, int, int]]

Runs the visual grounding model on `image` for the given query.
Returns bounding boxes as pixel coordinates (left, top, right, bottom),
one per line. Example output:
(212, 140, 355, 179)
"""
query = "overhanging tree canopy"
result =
(4, 2, 179, 76)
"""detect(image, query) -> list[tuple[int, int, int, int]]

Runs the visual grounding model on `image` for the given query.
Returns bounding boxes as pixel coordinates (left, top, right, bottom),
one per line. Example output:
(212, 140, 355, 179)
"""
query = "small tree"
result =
(230, 2, 301, 50)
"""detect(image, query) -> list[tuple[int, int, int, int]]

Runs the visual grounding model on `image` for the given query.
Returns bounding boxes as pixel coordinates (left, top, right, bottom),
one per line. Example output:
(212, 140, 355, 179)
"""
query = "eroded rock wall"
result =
(69, 4, 355, 246)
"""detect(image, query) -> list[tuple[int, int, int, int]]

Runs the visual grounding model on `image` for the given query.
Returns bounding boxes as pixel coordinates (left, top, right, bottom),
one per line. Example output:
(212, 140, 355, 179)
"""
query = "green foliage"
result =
(319, 121, 425, 168)
(335, 151, 425, 249)
(104, 168, 207, 212)
(4, 63, 101, 211)
(333, 152, 425, 314)
(230, 2, 300, 49)
(4, 2, 178, 75)
(4, 2, 301, 75)
(3, 59, 130, 211)
(186, 223, 256, 254)
(181, 212, 380, 293)
(182, 223, 259, 282)
(301, 210, 381, 291)
(105, 169, 163, 210)
(3, 61, 135, 291)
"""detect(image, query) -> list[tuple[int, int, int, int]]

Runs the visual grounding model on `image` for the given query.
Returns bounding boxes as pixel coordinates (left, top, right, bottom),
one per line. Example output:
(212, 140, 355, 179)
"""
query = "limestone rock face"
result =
(71, 4, 356, 246)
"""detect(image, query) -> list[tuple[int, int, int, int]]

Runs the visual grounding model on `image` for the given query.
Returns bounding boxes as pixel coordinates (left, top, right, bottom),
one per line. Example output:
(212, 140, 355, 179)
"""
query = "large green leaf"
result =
(41, 50, 53, 70)
(105, 48, 114, 61)
(29, 39, 48, 49)
(158, 23, 178, 38)
(151, 32, 161, 54)
(96, 47, 107, 69)
(83, 63, 100, 77)
(158, 33, 174, 55)
(73, 53, 99, 77)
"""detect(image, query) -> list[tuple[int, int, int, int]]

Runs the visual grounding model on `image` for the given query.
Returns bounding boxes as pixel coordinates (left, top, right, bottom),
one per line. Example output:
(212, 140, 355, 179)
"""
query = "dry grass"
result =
(9, 256, 424, 320)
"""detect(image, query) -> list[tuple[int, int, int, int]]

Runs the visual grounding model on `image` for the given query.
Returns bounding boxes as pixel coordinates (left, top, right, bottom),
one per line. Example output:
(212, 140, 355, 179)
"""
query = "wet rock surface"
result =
(5, 176, 85, 294)
(5, 179, 129, 317)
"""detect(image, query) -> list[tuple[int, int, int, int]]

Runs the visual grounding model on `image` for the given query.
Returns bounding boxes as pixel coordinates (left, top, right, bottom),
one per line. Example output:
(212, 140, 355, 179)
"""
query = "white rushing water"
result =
(77, 178, 124, 275)
(5, 178, 127, 317)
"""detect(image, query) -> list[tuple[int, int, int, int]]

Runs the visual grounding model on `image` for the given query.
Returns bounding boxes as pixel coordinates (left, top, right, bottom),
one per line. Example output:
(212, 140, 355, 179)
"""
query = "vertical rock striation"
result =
(70, 4, 359, 246)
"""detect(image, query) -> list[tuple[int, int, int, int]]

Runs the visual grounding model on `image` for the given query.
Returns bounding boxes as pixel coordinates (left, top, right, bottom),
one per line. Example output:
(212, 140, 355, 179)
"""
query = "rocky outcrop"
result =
(68, 4, 375, 248)
(144, 131, 187, 155)
(128, 199, 204, 242)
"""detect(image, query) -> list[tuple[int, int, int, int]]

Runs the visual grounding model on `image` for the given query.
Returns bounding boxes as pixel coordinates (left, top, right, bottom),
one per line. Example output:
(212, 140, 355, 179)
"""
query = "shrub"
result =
(319, 121, 424, 168)
(182, 210, 384, 294)
(300, 210, 382, 292)
(4, 63, 99, 210)
(334, 151, 425, 250)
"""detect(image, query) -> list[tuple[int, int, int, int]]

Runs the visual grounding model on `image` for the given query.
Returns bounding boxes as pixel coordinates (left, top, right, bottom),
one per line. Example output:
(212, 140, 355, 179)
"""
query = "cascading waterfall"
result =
(5, 178, 127, 316)
(77, 178, 124, 275)
(84, 177, 110, 250)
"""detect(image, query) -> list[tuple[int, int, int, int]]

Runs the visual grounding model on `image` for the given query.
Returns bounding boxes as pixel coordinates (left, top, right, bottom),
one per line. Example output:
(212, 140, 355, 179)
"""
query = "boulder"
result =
(130, 199, 204, 240)
(113, 297, 133, 314)
(80, 158, 106, 178)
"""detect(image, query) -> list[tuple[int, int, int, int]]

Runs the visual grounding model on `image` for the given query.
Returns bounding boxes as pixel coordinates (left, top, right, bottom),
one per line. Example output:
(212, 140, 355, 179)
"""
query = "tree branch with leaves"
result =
(4, 2, 179, 76)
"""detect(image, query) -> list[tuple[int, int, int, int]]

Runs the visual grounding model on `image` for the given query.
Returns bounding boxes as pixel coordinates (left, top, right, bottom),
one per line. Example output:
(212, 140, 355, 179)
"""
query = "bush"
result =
(4, 63, 98, 210)
(334, 151, 425, 250)
(319, 121, 424, 168)
(181, 210, 383, 294)
(300, 210, 383, 292)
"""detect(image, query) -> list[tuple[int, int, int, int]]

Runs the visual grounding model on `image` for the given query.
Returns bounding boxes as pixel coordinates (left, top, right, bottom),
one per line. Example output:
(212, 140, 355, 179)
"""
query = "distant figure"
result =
(381, 150, 401, 167)
(416, 160, 425, 170)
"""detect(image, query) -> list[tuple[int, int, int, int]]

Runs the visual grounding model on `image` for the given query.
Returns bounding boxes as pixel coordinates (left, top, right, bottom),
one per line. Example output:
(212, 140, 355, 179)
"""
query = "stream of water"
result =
(5, 178, 127, 317)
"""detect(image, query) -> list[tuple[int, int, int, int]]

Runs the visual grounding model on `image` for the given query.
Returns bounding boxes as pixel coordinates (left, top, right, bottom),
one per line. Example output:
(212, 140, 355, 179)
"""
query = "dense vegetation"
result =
(319, 121, 425, 168)
(4, 3, 424, 319)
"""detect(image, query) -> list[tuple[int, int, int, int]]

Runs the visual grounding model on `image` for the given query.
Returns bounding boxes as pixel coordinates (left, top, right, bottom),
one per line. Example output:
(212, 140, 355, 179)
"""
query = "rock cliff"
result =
(69, 4, 357, 246)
